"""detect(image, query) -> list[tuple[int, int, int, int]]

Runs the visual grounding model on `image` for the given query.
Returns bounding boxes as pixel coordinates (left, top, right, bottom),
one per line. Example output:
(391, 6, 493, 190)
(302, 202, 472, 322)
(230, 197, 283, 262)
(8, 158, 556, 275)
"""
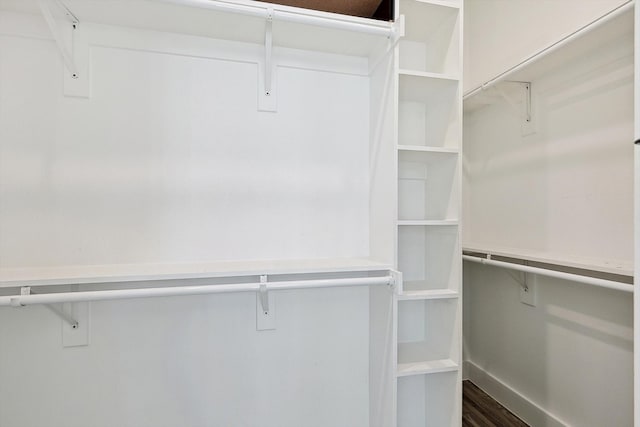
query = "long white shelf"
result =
(463, 244, 633, 277)
(397, 289, 458, 300)
(398, 69, 459, 81)
(397, 145, 459, 154)
(0, 257, 391, 288)
(0, 0, 394, 57)
(396, 358, 458, 377)
(464, 0, 634, 101)
(398, 220, 458, 226)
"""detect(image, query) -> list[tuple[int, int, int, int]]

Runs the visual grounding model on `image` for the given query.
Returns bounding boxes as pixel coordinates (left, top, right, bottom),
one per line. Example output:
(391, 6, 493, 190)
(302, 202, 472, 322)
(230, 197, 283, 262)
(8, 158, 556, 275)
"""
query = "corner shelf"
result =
(397, 358, 458, 377)
(397, 289, 458, 300)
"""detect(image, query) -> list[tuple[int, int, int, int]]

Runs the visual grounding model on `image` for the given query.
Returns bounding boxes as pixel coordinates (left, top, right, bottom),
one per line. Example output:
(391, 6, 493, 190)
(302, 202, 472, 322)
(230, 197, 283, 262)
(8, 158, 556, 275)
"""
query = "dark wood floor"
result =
(463, 380, 529, 427)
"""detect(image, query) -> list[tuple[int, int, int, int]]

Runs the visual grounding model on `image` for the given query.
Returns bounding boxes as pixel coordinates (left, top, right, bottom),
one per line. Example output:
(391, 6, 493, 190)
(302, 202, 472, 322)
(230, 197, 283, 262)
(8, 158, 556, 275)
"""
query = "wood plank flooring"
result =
(463, 380, 529, 427)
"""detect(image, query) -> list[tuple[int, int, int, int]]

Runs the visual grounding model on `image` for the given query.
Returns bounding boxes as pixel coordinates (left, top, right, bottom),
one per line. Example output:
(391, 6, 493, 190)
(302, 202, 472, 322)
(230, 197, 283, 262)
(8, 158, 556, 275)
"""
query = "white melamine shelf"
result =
(398, 69, 459, 81)
(464, 1, 633, 101)
(413, 0, 460, 9)
(398, 220, 458, 226)
(0, 0, 393, 57)
(0, 257, 391, 288)
(397, 358, 458, 377)
(463, 244, 633, 277)
(398, 145, 459, 154)
(397, 289, 458, 300)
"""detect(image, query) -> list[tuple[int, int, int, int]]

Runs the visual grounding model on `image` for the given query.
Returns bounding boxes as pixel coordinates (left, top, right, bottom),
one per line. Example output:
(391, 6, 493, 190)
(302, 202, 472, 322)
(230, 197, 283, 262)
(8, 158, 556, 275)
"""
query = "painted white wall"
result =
(463, 1, 634, 425)
(0, 11, 377, 427)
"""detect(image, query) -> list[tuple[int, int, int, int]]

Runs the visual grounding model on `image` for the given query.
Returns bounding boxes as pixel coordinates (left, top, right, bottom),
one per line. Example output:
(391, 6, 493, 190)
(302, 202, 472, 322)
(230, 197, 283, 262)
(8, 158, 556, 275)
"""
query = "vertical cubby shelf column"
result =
(394, 0, 463, 426)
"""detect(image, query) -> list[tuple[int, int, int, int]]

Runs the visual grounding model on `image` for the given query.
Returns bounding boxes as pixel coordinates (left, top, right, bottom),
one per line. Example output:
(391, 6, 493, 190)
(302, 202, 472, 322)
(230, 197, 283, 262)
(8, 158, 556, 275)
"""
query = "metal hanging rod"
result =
(156, 0, 395, 37)
(463, 255, 633, 293)
(0, 275, 394, 307)
(463, 0, 635, 100)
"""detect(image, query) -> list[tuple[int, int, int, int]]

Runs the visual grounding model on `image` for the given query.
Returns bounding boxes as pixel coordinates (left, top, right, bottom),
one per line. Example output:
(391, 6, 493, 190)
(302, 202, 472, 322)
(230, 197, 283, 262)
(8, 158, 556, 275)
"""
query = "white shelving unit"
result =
(0, 0, 464, 425)
(394, 0, 463, 426)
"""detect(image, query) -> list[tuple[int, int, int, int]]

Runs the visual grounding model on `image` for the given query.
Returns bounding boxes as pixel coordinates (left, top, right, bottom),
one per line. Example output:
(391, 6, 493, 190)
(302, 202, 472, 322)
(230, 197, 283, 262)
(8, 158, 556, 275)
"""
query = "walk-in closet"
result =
(0, 0, 637, 426)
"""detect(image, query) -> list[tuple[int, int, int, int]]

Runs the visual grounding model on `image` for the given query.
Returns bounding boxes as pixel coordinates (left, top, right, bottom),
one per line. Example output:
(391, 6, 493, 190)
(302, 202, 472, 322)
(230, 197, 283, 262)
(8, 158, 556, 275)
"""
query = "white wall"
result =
(0, 10, 377, 427)
(463, 1, 634, 425)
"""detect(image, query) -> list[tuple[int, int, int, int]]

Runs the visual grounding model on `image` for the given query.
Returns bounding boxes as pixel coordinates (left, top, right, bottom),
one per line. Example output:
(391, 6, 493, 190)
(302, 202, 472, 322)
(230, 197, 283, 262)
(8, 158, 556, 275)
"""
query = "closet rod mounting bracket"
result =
(16, 286, 79, 328)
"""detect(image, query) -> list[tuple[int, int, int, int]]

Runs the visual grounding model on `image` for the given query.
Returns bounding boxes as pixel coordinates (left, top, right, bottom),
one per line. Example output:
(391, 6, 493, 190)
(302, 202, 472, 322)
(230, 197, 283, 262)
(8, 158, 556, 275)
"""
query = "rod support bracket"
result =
(259, 275, 269, 314)
(38, 0, 80, 78)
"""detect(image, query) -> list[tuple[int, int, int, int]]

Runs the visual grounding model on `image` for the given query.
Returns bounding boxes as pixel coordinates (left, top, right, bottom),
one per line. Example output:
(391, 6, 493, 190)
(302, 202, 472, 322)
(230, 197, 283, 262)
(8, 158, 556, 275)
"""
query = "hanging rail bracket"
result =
(256, 274, 275, 331)
(16, 286, 79, 328)
(38, 0, 79, 79)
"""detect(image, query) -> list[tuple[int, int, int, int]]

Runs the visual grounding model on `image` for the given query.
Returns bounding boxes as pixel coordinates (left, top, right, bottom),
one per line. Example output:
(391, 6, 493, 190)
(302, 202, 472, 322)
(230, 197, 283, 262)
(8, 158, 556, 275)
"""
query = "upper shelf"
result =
(463, 243, 633, 277)
(0, 257, 392, 288)
(463, 1, 634, 102)
(0, 0, 396, 57)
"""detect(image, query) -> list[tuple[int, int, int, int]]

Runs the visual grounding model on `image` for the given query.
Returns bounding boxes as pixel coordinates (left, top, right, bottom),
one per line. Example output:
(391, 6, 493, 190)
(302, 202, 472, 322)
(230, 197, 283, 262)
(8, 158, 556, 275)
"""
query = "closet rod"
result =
(462, 255, 633, 293)
(156, 0, 395, 37)
(463, 0, 634, 100)
(0, 276, 393, 307)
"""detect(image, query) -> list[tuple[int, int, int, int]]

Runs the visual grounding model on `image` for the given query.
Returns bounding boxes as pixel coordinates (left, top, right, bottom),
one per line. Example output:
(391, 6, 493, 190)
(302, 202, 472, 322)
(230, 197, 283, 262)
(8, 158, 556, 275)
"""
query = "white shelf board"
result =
(397, 145, 459, 154)
(399, 72, 459, 103)
(463, 243, 633, 277)
(0, 257, 391, 288)
(0, 0, 393, 57)
(398, 69, 459, 81)
(414, 0, 460, 9)
(398, 220, 458, 226)
(397, 289, 458, 300)
(396, 358, 458, 377)
(464, 2, 633, 100)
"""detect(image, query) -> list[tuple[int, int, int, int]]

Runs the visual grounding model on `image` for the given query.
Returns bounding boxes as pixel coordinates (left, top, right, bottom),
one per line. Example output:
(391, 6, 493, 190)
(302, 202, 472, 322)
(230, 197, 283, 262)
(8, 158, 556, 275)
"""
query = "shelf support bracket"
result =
(259, 275, 269, 314)
(495, 81, 535, 135)
(38, 0, 79, 79)
(256, 275, 275, 331)
(17, 287, 79, 328)
(258, 7, 277, 112)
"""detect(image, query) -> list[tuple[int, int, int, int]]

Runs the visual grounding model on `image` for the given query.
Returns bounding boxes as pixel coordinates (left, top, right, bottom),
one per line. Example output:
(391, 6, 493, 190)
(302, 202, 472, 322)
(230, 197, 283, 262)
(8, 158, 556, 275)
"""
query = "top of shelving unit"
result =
(463, 243, 633, 277)
(0, 0, 395, 57)
(464, 1, 633, 103)
(0, 257, 392, 288)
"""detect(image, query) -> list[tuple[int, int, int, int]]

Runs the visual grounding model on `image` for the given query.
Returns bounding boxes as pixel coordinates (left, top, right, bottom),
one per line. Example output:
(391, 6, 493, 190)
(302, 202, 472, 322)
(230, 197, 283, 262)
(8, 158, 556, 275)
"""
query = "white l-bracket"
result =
(258, 7, 277, 111)
(495, 81, 535, 135)
(38, 0, 78, 79)
(18, 286, 79, 328)
(256, 275, 275, 330)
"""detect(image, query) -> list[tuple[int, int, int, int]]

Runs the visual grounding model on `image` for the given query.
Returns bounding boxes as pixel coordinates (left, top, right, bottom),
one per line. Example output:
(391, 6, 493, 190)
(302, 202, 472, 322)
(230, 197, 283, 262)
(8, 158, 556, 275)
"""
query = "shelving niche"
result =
(398, 0, 460, 74)
(398, 225, 459, 293)
(398, 149, 459, 221)
(397, 371, 459, 427)
(398, 72, 460, 148)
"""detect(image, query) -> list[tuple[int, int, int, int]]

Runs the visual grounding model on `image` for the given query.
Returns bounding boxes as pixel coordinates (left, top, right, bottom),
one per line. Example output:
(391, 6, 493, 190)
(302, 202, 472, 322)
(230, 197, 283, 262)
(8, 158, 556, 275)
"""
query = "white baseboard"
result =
(464, 360, 569, 427)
